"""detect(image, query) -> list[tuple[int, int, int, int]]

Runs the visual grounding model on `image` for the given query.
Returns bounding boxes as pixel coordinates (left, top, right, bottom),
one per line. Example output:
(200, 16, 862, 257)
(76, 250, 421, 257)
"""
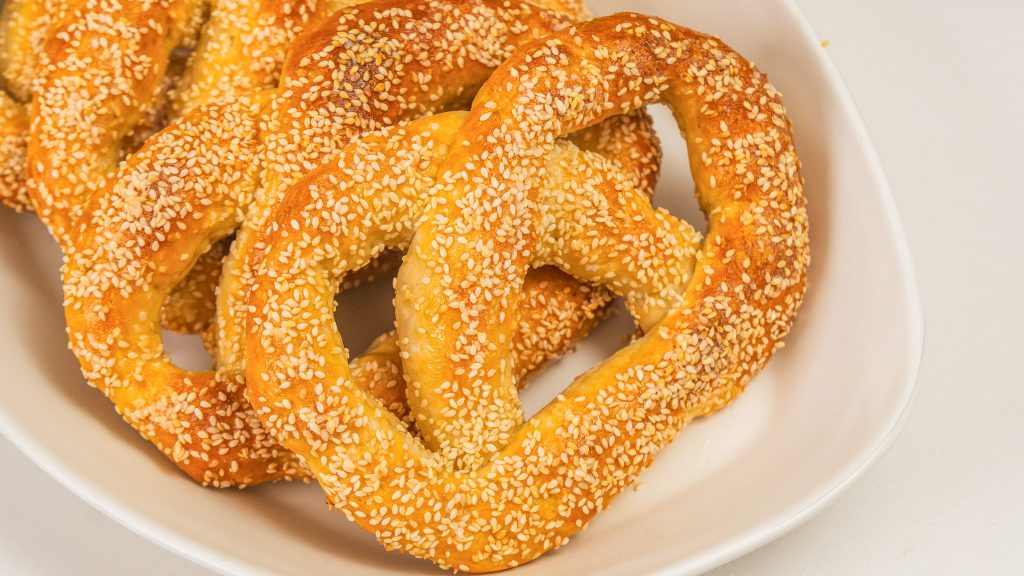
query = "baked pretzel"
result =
(244, 13, 808, 571)
(211, 0, 657, 470)
(62, 0, 652, 486)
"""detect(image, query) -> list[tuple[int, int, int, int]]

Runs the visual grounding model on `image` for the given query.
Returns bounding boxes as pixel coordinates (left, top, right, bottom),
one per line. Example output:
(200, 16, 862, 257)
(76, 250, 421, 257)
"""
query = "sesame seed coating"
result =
(215, 0, 657, 471)
(61, 0, 640, 487)
(243, 107, 654, 430)
(398, 135, 700, 469)
(24, 0, 333, 330)
(245, 12, 808, 572)
(27, 0, 208, 245)
(63, 94, 304, 487)
(61, 105, 629, 487)
(335, 264, 613, 428)
(0, 0, 65, 102)
(215, 0, 580, 373)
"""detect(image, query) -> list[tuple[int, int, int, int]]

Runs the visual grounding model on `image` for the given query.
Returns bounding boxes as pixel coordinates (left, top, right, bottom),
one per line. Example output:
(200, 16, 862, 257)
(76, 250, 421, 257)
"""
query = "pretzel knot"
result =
(245, 12, 808, 572)
(62, 0, 655, 487)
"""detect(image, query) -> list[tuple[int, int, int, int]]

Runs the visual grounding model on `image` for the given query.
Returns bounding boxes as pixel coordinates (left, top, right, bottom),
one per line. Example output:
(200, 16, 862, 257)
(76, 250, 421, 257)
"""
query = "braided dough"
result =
(244, 12, 808, 571)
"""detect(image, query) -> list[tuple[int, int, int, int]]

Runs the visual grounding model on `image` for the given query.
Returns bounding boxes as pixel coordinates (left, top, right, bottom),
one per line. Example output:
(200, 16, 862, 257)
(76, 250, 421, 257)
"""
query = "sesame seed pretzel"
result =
(62, 0, 651, 486)
(244, 13, 808, 571)
(243, 108, 687, 467)
(211, 0, 656, 468)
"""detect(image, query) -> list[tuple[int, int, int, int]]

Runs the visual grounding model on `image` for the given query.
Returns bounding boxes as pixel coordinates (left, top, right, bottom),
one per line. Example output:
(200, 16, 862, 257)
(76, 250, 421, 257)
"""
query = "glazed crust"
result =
(245, 13, 808, 571)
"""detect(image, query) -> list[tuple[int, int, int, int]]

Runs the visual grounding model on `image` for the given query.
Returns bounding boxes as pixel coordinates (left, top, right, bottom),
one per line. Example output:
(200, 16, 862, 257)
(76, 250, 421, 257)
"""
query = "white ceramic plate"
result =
(0, 0, 923, 574)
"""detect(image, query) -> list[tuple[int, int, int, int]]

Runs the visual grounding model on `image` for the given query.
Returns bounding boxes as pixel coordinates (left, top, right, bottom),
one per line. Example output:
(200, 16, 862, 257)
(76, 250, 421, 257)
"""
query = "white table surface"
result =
(3, 0, 1022, 574)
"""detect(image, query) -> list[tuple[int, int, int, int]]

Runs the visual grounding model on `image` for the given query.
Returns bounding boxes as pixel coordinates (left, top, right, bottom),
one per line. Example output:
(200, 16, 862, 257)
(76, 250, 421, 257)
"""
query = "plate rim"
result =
(648, 1, 926, 573)
(0, 0, 925, 574)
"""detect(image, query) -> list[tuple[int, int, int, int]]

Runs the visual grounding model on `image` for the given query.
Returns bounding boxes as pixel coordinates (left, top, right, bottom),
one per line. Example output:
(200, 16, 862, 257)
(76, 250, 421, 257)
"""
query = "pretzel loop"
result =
(245, 12, 808, 571)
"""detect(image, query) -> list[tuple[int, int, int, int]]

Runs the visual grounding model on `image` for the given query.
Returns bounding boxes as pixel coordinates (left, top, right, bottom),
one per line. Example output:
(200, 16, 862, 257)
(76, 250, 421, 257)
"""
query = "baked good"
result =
(243, 12, 808, 571)
(60, 0, 659, 487)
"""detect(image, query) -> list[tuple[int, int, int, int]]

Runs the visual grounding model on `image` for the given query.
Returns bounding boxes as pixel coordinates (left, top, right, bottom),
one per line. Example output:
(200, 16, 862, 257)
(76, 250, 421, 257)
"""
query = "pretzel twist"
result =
(213, 0, 581, 371)
(244, 13, 808, 571)
(62, 0, 653, 486)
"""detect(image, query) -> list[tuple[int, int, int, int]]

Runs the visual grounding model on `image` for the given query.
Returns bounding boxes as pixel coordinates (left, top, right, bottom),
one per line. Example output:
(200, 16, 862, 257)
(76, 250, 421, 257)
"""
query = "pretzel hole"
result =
(160, 236, 233, 371)
(647, 104, 706, 235)
(162, 329, 211, 372)
(519, 298, 635, 418)
(334, 260, 399, 357)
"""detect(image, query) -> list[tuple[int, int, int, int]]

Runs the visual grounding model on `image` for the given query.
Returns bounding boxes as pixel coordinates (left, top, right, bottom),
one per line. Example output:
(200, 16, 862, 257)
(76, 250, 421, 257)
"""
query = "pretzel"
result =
(62, 0, 653, 486)
(211, 0, 657, 469)
(208, 0, 635, 420)
(244, 13, 808, 571)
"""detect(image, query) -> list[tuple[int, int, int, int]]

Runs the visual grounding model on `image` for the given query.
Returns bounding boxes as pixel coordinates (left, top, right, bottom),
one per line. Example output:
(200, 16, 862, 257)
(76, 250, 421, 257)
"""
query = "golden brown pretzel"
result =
(211, 0, 658, 470)
(62, 0, 644, 486)
(244, 13, 808, 571)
